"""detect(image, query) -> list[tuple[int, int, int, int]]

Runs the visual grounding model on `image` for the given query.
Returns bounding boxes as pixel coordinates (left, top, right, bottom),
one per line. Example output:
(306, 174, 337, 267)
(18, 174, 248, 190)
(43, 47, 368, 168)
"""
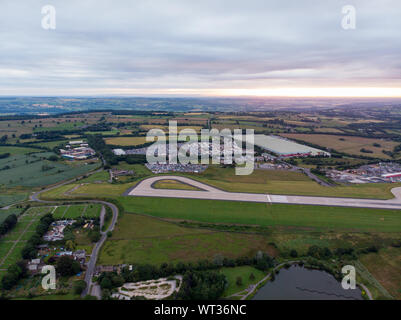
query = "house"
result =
(27, 258, 44, 274)
(73, 250, 86, 260)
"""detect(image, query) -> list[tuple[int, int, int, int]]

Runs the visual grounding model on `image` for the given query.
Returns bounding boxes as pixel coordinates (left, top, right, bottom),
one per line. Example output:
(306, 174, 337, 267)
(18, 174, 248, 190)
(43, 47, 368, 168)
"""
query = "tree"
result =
(236, 276, 243, 286)
(290, 249, 298, 258)
(89, 230, 101, 243)
(56, 256, 81, 276)
(22, 245, 37, 260)
(73, 280, 87, 294)
(249, 273, 255, 281)
(65, 240, 76, 251)
(100, 277, 112, 290)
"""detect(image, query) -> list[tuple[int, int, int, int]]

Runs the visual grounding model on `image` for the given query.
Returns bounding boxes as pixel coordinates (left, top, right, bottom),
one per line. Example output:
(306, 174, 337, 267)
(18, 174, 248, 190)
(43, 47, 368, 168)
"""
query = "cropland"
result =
(1, 106, 401, 300)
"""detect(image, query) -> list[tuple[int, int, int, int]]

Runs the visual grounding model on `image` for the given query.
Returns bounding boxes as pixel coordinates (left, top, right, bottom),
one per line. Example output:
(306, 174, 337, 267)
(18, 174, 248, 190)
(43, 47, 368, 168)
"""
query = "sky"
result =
(0, 0, 401, 97)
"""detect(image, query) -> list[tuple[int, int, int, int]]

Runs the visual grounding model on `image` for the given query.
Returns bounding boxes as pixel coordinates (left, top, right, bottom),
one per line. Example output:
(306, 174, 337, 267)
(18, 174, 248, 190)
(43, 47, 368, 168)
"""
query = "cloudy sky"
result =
(1, 0, 401, 97)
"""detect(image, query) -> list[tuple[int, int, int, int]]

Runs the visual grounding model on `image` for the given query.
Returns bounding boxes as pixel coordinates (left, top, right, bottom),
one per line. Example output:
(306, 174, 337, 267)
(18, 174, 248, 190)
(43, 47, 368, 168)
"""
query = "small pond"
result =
(252, 265, 363, 300)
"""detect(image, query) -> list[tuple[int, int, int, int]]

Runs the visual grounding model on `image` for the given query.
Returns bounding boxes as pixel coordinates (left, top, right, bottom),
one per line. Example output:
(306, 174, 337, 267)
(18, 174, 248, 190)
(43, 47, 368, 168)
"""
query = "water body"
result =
(253, 265, 362, 300)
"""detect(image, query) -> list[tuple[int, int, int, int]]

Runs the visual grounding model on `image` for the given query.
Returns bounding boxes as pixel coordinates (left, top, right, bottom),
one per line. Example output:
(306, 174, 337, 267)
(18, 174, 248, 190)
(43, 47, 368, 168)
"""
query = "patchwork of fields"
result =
(52, 204, 102, 219)
(0, 206, 54, 270)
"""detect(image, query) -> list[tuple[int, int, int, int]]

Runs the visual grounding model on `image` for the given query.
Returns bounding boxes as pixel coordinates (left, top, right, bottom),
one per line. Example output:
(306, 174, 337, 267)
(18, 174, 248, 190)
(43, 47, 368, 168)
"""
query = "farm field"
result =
(0, 206, 53, 269)
(0, 193, 28, 208)
(359, 247, 401, 299)
(139, 124, 203, 133)
(0, 152, 100, 187)
(104, 136, 149, 146)
(118, 196, 401, 232)
(27, 140, 68, 149)
(52, 204, 101, 219)
(64, 205, 87, 219)
(0, 146, 41, 155)
(79, 170, 109, 183)
(98, 214, 271, 265)
(32, 121, 86, 132)
(281, 133, 399, 159)
(0, 208, 23, 224)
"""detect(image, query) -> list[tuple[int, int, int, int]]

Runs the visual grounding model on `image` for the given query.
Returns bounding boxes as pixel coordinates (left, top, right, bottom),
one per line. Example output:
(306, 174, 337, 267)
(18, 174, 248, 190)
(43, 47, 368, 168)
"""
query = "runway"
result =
(126, 175, 401, 210)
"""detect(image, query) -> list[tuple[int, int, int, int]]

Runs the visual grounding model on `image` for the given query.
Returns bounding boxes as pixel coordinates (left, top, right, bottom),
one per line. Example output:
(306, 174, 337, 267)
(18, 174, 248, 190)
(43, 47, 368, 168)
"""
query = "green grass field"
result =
(118, 196, 401, 232)
(40, 165, 400, 200)
(28, 140, 68, 149)
(79, 170, 109, 183)
(0, 207, 23, 224)
(0, 146, 41, 155)
(153, 179, 201, 191)
(0, 193, 28, 208)
(64, 205, 87, 219)
(84, 204, 102, 218)
(0, 206, 55, 268)
(98, 214, 271, 265)
(359, 247, 401, 299)
(0, 152, 100, 187)
(220, 266, 267, 297)
(53, 206, 69, 219)
(52, 204, 101, 219)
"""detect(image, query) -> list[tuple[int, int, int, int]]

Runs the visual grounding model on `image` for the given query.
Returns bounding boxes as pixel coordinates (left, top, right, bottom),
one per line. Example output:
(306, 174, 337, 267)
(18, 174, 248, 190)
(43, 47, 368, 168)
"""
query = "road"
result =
(30, 168, 119, 298)
(127, 175, 401, 210)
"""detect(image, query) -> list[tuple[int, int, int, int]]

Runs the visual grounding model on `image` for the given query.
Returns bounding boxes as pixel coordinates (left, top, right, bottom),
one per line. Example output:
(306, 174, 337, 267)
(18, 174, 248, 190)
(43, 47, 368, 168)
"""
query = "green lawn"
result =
(64, 205, 87, 219)
(0, 146, 41, 155)
(98, 214, 271, 265)
(0, 206, 56, 268)
(84, 204, 102, 218)
(0, 152, 100, 188)
(53, 206, 69, 219)
(153, 179, 202, 191)
(0, 207, 23, 224)
(118, 196, 401, 232)
(79, 171, 109, 183)
(359, 247, 401, 299)
(220, 266, 267, 297)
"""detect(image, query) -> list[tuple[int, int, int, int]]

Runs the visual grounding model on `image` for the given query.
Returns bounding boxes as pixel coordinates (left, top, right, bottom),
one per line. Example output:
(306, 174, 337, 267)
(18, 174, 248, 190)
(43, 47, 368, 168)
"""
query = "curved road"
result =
(30, 169, 119, 298)
(127, 175, 401, 210)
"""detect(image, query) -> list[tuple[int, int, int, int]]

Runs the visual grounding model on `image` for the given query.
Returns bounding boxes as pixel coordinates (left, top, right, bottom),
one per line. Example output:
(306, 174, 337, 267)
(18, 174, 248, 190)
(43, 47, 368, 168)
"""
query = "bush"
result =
(73, 280, 87, 294)
(89, 230, 101, 243)
(236, 276, 243, 286)
(56, 256, 81, 276)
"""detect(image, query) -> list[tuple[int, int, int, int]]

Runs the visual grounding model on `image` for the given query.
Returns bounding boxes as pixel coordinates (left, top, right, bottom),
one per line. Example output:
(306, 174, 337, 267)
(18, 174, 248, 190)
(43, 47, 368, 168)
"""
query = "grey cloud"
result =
(0, 0, 400, 95)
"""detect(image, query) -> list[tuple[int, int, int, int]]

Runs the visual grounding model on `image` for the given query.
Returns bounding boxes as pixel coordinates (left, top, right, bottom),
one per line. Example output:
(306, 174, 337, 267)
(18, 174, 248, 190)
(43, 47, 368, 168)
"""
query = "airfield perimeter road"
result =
(127, 175, 401, 210)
